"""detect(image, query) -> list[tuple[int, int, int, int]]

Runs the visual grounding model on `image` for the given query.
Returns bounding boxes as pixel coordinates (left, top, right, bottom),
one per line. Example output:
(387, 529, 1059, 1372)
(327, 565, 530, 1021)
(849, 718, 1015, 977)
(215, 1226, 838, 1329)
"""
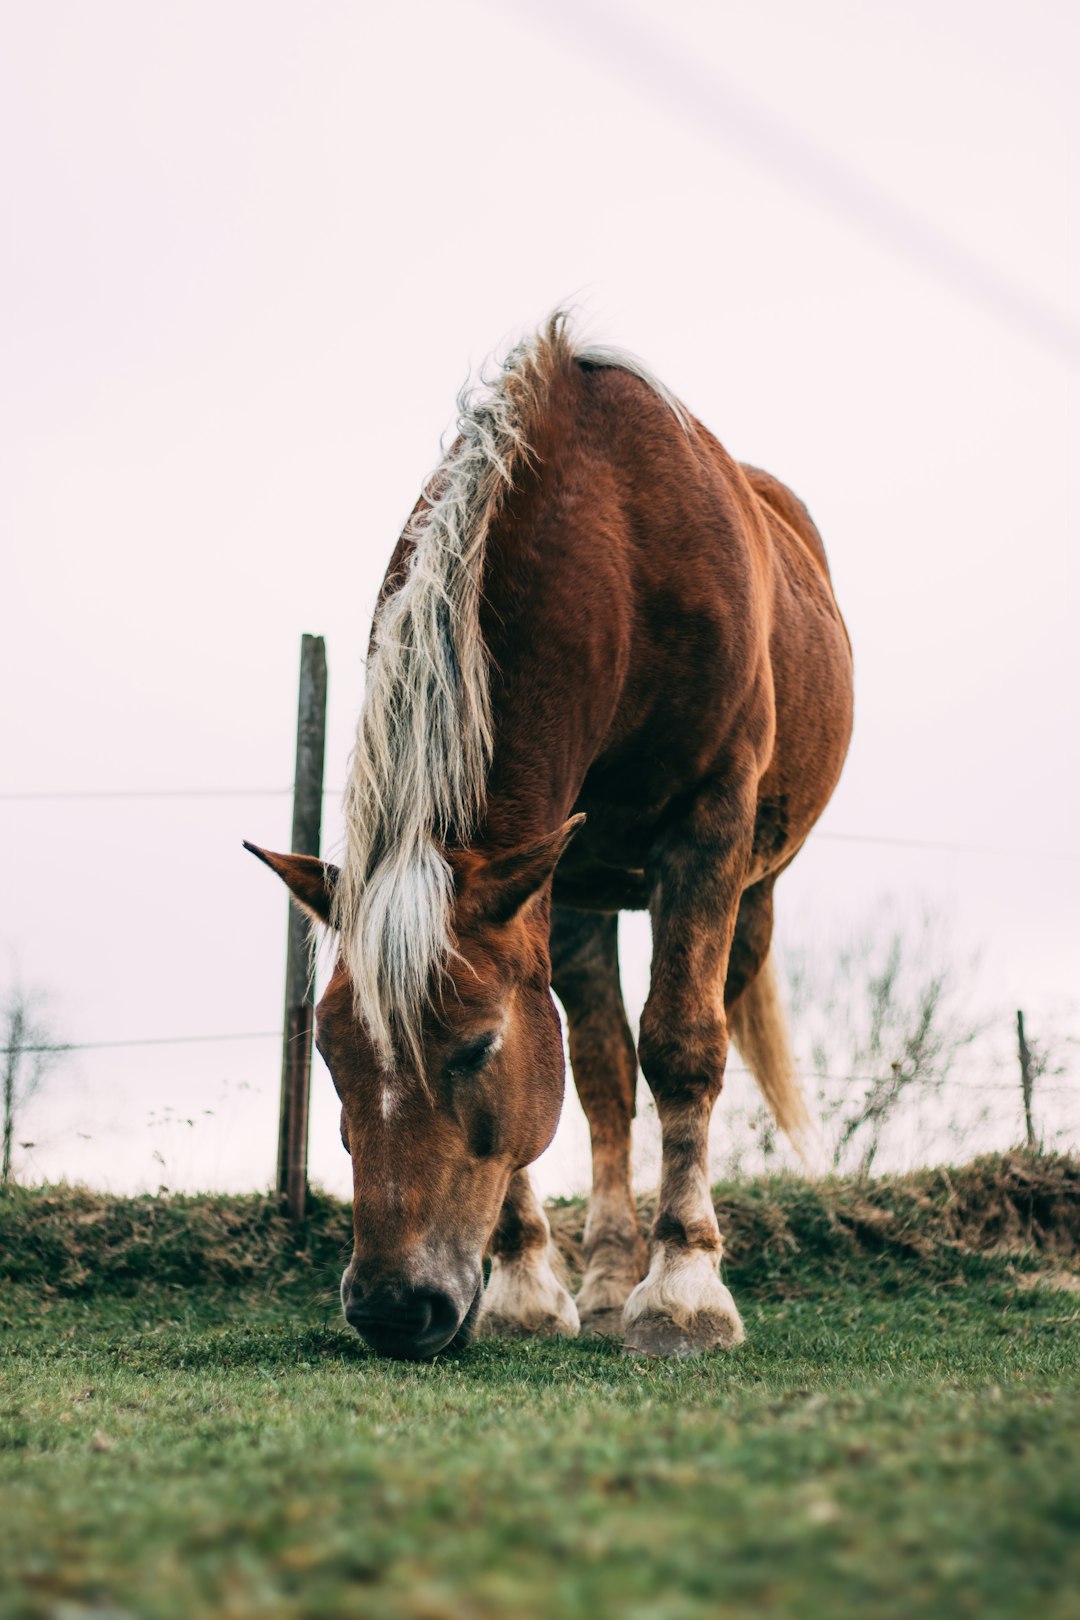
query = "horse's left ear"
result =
(244, 842, 339, 926)
(474, 814, 585, 925)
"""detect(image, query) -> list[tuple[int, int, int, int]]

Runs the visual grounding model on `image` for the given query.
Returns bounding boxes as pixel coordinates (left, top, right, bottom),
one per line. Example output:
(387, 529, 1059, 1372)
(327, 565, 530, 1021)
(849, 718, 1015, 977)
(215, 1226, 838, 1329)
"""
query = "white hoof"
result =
(477, 1245, 581, 1340)
(622, 1245, 744, 1358)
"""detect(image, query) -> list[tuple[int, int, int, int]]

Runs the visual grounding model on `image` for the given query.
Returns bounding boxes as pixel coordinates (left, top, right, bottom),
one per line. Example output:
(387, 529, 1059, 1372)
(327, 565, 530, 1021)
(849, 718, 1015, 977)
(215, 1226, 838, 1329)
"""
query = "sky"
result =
(2, 0, 1077, 1200)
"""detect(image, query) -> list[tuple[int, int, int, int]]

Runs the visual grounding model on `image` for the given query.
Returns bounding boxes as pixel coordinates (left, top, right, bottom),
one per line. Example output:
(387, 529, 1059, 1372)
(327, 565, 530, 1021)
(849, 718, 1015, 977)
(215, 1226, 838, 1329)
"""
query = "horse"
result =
(246, 313, 853, 1360)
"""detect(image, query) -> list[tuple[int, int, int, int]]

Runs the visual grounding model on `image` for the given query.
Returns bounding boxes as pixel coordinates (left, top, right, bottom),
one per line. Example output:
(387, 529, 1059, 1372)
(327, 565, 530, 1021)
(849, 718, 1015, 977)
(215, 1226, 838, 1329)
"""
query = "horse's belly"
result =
(551, 858, 649, 912)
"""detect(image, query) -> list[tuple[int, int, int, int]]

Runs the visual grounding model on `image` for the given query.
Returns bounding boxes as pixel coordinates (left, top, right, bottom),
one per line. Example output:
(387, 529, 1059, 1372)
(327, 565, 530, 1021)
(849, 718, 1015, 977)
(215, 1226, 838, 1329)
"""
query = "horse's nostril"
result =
(345, 1285, 461, 1359)
(418, 1288, 459, 1343)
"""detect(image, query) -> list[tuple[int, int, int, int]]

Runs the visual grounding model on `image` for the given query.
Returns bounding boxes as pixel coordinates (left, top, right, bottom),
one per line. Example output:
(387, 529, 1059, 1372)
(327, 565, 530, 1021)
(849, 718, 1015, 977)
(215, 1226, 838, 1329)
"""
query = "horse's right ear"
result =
(468, 814, 586, 925)
(243, 842, 339, 926)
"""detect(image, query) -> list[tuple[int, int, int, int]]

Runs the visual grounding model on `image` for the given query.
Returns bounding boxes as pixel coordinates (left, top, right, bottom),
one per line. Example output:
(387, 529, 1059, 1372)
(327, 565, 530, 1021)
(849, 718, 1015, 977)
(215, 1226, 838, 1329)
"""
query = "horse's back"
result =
(738, 462, 833, 582)
(559, 363, 852, 870)
(572, 365, 835, 602)
(568, 362, 848, 704)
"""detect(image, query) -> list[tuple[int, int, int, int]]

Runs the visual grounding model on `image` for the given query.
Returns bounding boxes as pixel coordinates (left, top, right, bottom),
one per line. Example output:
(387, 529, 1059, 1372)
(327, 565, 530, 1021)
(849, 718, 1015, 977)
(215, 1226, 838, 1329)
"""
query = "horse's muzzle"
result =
(343, 1275, 481, 1360)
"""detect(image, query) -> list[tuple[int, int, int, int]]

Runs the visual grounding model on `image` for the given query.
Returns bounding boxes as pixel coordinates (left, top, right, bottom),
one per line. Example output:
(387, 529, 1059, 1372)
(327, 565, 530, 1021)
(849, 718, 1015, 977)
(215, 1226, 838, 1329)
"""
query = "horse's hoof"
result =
(621, 1307, 743, 1359)
(476, 1250, 580, 1341)
(578, 1305, 626, 1338)
(477, 1307, 579, 1341)
(621, 1253, 745, 1358)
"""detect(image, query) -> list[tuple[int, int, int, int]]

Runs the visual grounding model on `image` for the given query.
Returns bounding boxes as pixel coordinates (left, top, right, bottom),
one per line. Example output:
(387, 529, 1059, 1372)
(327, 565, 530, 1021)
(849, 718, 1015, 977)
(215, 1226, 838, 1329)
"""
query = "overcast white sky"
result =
(2, 0, 1077, 1198)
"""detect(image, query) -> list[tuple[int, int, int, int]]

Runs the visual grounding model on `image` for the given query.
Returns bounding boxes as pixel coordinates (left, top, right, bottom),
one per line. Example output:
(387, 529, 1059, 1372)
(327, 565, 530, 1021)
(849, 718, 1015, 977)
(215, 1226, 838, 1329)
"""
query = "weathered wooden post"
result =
(278, 634, 327, 1220)
(1016, 1010, 1036, 1152)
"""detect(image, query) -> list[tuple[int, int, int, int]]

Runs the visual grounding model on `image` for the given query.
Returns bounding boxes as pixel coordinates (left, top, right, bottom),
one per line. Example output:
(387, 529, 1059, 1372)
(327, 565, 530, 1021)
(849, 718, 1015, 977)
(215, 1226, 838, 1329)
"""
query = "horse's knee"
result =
(637, 1004, 729, 1106)
(552, 910, 637, 1120)
(568, 1003, 637, 1106)
(550, 910, 617, 1012)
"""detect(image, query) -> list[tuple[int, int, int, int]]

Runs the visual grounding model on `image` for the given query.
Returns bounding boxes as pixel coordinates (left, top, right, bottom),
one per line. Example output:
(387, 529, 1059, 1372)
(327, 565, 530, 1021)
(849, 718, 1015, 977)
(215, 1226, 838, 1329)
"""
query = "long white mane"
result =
(333, 313, 687, 1068)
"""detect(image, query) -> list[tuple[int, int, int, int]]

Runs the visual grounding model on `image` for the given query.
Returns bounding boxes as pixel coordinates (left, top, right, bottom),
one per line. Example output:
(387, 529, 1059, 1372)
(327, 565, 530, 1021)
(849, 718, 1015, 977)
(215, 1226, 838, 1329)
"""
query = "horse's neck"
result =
(475, 492, 623, 854)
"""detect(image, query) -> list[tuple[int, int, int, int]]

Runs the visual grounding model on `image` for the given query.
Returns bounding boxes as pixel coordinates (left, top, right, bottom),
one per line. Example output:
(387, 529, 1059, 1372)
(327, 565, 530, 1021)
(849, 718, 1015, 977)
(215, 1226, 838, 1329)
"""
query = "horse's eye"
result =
(448, 1032, 499, 1077)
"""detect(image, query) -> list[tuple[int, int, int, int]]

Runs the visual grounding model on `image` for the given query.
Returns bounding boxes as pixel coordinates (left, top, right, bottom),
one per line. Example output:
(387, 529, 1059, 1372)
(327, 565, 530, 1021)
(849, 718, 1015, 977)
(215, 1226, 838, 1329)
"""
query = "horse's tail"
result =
(728, 951, 820, 1168)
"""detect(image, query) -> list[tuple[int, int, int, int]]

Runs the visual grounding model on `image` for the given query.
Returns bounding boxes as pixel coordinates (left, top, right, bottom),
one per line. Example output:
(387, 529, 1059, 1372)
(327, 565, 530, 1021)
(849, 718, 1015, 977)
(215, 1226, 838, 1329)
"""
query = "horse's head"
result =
(246, 816, 581, 1359)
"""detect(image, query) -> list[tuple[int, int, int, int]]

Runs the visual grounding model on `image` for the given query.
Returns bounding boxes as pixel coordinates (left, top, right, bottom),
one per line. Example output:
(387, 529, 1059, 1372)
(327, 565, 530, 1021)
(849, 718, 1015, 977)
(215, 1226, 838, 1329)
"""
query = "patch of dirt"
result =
(1014, 1268, 1080, 1295)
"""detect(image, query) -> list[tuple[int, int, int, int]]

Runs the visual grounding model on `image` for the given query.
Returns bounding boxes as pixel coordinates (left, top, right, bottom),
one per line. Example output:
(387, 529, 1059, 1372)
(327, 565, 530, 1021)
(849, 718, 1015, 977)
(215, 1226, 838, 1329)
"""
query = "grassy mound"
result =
(2, 1154, 1078, 1619)
(1, 1151, 1075, 1301)
(555, 1150, 1080, 1295)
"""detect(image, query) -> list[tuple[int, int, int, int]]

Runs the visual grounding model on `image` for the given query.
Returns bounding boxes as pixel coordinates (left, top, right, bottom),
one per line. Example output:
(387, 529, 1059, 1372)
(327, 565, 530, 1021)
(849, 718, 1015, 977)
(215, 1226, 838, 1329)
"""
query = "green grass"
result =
(1, 1157, 1078, 1620)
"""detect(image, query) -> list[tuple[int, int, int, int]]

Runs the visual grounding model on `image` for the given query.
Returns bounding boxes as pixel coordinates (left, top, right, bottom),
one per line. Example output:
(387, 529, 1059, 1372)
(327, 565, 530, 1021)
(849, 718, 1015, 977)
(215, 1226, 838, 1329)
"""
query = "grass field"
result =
(1, 1156, 1077, 1620)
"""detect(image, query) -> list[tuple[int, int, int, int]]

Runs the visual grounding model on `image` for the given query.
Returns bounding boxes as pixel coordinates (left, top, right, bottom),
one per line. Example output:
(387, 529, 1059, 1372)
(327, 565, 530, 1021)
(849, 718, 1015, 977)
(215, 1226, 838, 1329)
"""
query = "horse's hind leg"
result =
(551, 908, 648, 1334)
(623, 778, 756, 1358)
(477, 1168, 580, 1340)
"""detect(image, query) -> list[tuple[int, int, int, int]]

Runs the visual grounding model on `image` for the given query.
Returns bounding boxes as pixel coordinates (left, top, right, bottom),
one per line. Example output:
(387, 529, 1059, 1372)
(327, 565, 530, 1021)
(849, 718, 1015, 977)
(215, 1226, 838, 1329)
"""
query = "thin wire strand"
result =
(813, 831, 1080, 863)
(0, 785, 1075, 865)
(509, 0, 1080, 368)
(0, 788, 292, 802)
(1, 1033, 1070, 1094)
(0, 1032, 279, 1055)
(724, 1064, 1072, 1096)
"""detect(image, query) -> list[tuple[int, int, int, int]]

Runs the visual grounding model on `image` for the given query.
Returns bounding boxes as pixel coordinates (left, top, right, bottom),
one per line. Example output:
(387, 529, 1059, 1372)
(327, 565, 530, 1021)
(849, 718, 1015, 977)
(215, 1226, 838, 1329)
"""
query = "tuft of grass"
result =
(0, 1183, 353, 1300)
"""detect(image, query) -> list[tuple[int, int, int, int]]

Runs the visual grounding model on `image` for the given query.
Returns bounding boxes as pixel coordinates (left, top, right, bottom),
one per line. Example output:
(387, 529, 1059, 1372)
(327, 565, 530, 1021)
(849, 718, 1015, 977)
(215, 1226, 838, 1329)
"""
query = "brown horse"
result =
(247, 314, 852, 1360)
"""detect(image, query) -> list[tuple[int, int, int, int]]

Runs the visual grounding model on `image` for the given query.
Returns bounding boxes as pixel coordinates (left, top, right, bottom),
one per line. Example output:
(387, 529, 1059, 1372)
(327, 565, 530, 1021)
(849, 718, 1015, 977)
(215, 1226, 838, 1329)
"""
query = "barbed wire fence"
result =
(2, 772, 1076, 1199)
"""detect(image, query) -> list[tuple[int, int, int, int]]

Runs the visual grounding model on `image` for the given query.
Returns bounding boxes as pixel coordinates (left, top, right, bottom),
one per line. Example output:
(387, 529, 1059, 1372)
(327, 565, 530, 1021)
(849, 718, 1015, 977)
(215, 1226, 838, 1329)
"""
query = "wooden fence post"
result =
(1016, 1009, 1036, 1152)
(278, 634, 327, 1221)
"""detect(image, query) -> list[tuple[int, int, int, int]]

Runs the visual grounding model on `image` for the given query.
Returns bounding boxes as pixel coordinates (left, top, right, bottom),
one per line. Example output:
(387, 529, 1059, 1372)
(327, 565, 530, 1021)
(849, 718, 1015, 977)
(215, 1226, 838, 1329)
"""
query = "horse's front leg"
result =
(477, 1168, 580, 1340)
(623, 780, 755, 1358)
(551, 908, 648, 1334)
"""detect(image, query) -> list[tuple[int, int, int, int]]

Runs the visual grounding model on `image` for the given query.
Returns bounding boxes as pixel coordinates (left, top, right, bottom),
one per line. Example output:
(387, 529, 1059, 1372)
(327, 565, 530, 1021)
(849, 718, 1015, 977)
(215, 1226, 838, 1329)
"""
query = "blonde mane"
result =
(333, 313, 687, 1068)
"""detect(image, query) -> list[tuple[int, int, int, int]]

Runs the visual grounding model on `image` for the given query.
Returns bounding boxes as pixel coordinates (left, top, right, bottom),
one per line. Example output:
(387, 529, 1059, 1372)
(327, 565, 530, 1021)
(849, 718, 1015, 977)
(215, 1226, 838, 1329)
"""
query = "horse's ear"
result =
(474, 814, 586, 925)
(244, 842, 339, 926)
